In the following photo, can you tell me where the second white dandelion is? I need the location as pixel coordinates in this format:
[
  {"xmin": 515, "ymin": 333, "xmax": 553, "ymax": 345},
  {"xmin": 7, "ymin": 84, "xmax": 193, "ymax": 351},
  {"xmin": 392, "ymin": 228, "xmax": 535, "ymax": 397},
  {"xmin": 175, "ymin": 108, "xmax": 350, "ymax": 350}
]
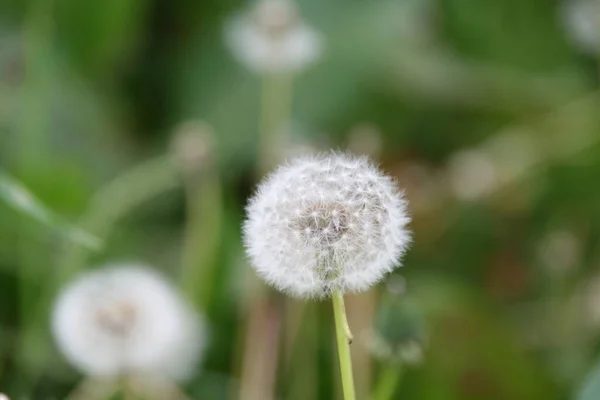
[{"xmin": 51, "ymin": 263, "xmax": 204, "ymax": 381}]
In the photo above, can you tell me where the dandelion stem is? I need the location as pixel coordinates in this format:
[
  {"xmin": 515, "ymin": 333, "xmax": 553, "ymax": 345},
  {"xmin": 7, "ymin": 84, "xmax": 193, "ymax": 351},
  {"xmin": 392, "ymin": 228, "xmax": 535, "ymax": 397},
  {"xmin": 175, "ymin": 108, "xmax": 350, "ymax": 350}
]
[
  {"xmin": 332, "ymin": 291, "xmax": 356, "ymax": 400},
  {"xmin": 258, "ymin": 72, "xmax": 293, "ymax": 174},
  {"xmin": 372, "ymin": 363, "xmax": 403, "ymax": 400},
  {"xmin": 122, "ymin": 379, "xmax": 138, "ymax": 400},
  {"xmin": 64, "ymin": 378, "xmax": 117, "ymax": 400},
  {"xmin": 180, "ymin": 166, "xmax": 222, "ymax": 309}
]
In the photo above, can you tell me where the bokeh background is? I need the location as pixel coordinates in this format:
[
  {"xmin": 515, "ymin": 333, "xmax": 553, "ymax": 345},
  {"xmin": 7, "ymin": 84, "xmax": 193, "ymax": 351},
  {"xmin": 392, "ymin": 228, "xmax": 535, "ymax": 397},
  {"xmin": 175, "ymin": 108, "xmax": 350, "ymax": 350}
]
[{"xmin": 2, "ymin": 0, "xmax": 600, "ymax": 399}]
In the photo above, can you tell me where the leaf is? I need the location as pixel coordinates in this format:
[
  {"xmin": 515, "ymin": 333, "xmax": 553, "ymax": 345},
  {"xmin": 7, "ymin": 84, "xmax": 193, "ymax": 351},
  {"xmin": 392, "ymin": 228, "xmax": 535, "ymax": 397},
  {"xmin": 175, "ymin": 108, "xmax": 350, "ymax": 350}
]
[{"xmin": 0, "ymin": 170, "xmax": 101, "ymax": 250}]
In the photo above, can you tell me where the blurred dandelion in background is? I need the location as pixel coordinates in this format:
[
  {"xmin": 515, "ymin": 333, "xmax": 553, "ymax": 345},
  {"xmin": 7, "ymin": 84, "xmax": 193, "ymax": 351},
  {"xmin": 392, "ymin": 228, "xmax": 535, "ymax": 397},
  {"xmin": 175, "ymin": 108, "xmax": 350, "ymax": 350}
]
[
  {"xmin": 447, "ymin": 149, "xmax": 497, "ymax": 202},
  {"xmin": 225, "ymin": 0, "xmax": 322, "ymax": 74},
  {"xmin": 171, "ymin": 120, "xmax": 215, "ymax": 174},
  {"xmin": 560, "ymin": 0, "xmax": 600, "ymax": 54},
  {"xmin": 51, "ymin": 263, "xmax": 205, "ymax": 394},
  {"xmin": 537, "ymin": 230, "xmax": 581, "ymax": 276}
]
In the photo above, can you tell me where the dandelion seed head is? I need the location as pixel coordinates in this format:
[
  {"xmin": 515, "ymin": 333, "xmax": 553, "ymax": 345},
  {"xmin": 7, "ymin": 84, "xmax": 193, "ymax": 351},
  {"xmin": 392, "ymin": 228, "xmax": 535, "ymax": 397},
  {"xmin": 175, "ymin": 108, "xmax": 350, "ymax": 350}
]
[
  {"xmin": 448, "ymin": 149, "xmax": 497, "ymax": 201},
  {"xmin": 226, "ymin": 0, "xmax": 322, "ymax": 73},
  {"xmin": 51, "ymin": 264, "xmax": 204, "ymax": 381},
  {"xmin": 171, "ymin": 120, "xmax": 214, "ymax": 172},
  {"xmin": 253, "ymin": 0, "xmax": 299, "ymax": 36},
  {"xmin": 243, "ymin": 153, "xmax": 411, "ymax": 298},
  {"xmin": 561, "ymin": 0, "xmax": 600, "ymax": 54}
]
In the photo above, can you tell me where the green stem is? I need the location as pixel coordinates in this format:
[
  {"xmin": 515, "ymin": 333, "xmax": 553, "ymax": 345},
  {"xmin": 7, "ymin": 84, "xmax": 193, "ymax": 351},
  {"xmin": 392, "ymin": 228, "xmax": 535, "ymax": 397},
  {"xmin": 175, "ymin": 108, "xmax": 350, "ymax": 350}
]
[
  {"xmin": 121, "ymin": 376, "xmax": 145, "ymax": 400},
  {"xmin": 258, "ymin": 73, "xmax": 293, "ymax": 174},
  {"xmin": 123, "ymin": 383, "xmax": 137, "ymax": 400},
  {"xmin": 180, "ymin": 167, "xmax": 222, "ymax": 309},
  {"xmin": 64, "ymin": 378, "xmax": 118, "ymax": 400},
  {"xmin": 332, "ymin": 291, "xmax": 356, "ymax": 400},
  {"xmin": 372, "ymin": 363, "xmax": 403, "ymax": 400}
]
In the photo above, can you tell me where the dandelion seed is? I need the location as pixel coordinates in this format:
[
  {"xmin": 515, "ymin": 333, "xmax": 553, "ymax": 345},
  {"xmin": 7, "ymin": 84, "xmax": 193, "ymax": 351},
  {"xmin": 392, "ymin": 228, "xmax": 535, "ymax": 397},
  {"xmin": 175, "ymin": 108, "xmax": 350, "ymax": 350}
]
[
  {"xmin": 51, "ymin": 263, "xmax": 205, "ymax": 381},
  {"xmin": 225, "ymin": 0, "xmax": 322, "ymax": 73},
  {"xmin": 243, "ymin": 152, "xmax": 411, "ymax": 298}
]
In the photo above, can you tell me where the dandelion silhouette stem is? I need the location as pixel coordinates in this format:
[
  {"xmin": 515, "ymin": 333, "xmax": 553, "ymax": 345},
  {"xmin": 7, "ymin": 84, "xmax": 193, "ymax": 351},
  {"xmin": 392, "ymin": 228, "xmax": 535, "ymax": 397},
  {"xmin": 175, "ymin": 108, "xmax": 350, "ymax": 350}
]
[
  {"xmin": 372, "ymin": 363, "xmax": 403, "ymax": 400},
  {"xmin": 333, "ymin": 291, "xmax": 356, "ymax": 400}
]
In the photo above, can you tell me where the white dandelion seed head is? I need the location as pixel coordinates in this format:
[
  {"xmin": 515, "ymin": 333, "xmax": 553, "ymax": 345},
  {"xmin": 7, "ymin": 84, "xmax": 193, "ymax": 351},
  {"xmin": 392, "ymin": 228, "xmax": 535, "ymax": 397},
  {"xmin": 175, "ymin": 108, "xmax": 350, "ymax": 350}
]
[
  {"xmin": 171, "ymin": 120, "xmax": 214, "ymax": 172},
  {"xmin": 448, "ymin": 149, "xmax": 497, "ymax": 201},
  {"xmin": 225, "ymin": 0, "xmax": 322, "ymax": 73},
  {"xmin": 51, "ymin": 263, "xmax": 205, "ymax": 381},
  {"xmin": 243, "ymin": 152, "xmax": 411, "ymax": 299},
  {"xmin": 560, "ymin": 0, "xmax": 600, "ymax": 54},
  {"xmin": 537, "ymin": 230, "xmax": 580, "ymax": 275}
]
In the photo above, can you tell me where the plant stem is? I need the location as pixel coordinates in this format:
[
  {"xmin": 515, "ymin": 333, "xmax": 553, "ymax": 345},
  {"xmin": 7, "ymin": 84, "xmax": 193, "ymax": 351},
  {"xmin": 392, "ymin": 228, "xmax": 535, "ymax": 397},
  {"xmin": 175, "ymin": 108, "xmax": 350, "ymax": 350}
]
[
  {"xmin": 258, "ymin": 73, "xmax": 293, "ymax": 174},
  {"xmin": 122, "ymin": 377, "xmax": 139, "ymax": 400},
  {"xmin": 332, "ymin": 291, "xmax": 356, "ymax": 400},
  {"xmin": 180, "ymin": 165, "xmax": 222, "ymax": 310},
  {"xmin": 372, "ymin": 363, "xmax": 403, "ymax": 400},
  {"xmin": 64, "ymin": 378, "xmax": 117, "ymax": 400}
]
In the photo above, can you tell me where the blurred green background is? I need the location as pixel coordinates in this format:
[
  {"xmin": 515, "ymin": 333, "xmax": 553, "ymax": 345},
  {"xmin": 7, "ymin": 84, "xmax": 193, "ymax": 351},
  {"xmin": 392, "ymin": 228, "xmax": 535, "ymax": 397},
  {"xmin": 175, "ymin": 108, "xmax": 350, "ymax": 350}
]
[{"xmin": 2, "ymin": 0, "xmax": 600, "ymax": 399}]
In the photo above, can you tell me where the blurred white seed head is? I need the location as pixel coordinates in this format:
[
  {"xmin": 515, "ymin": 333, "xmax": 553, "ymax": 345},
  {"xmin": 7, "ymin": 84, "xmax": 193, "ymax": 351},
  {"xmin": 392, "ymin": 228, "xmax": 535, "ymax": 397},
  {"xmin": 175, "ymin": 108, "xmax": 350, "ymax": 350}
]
[
  {"xmin": 448, "ymin": 149, "xmax": 497, "ymax": 201},
  {"xmin": 484, "ymin": 130, "xmax": 540, "ymax": 184},
  {"xmin": 52, "ymin": 264, "xmax": 204, "ymax": 381},
  {"xmin": 385, "ymin": 275, "xmax": 407, "ymax": 296},
  {"xmin": 560, "ymin": 0, "xmax": 600, "ymax": 54},
  {"xmin": 171, "ymin": 120, "xmax": 214, "ymax": 173},
  {"xmin": 243, "ymin": 152, "xmax": 411, "ymax": 298},
  {"xmin": 225, "ymin": 0, "xmax": 322, "ymax": 73},
  {"xmin": 537, "ymin": 230, "xmax": 581, "ymax": 276},
  {"xmin": 0, "ymin": 394, "xmax": 9, "ymax": 400},
  {"xmin": 363, "ymin": 331, "xmax": 425, "ymax": 366}
]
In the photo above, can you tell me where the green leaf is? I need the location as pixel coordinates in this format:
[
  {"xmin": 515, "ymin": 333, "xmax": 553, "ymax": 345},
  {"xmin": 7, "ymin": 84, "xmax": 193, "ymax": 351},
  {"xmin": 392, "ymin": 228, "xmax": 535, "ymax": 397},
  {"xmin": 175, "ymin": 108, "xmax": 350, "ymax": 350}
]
[{"xmin": 0, "ymin": 170, "xmax": 101, "ymax": 250}]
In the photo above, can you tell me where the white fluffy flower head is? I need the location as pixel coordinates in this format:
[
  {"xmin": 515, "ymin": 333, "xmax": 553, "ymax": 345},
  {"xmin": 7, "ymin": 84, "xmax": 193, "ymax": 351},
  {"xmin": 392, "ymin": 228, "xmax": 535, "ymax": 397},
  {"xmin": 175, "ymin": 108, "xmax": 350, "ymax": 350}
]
[
  {"xmin": 244, "ymin": 153, "xmax": 411, "ymax": 298},
  {"xmin": 561, "ymin": 0, "xmax": 600, "ymax": 54},
  {"xmin": 226, "ymin": 0, "xmax": 322, "ymax": 73},
  {"xmin": 52, "ymin": 263, "xmax": 204, "ymax": 380}
]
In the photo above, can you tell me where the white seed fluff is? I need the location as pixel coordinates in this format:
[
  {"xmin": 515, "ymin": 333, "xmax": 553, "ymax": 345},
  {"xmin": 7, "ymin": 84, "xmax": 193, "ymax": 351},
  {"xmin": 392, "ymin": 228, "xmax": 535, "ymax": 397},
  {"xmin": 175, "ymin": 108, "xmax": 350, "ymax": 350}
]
[
  {"xmin": 51, "ymin": 264, "xmax": 204, "ymax": 381},
  {"xmin": 560, "ymin": 0, "xmax": 600, "ymax": 54},
  {"xmin": 225, "ymin": 0, "xmax": 322, "ymax": 73},
  {"xmin": 243, "ymin": 153, "xmax": 411, "ymax": 298}
]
